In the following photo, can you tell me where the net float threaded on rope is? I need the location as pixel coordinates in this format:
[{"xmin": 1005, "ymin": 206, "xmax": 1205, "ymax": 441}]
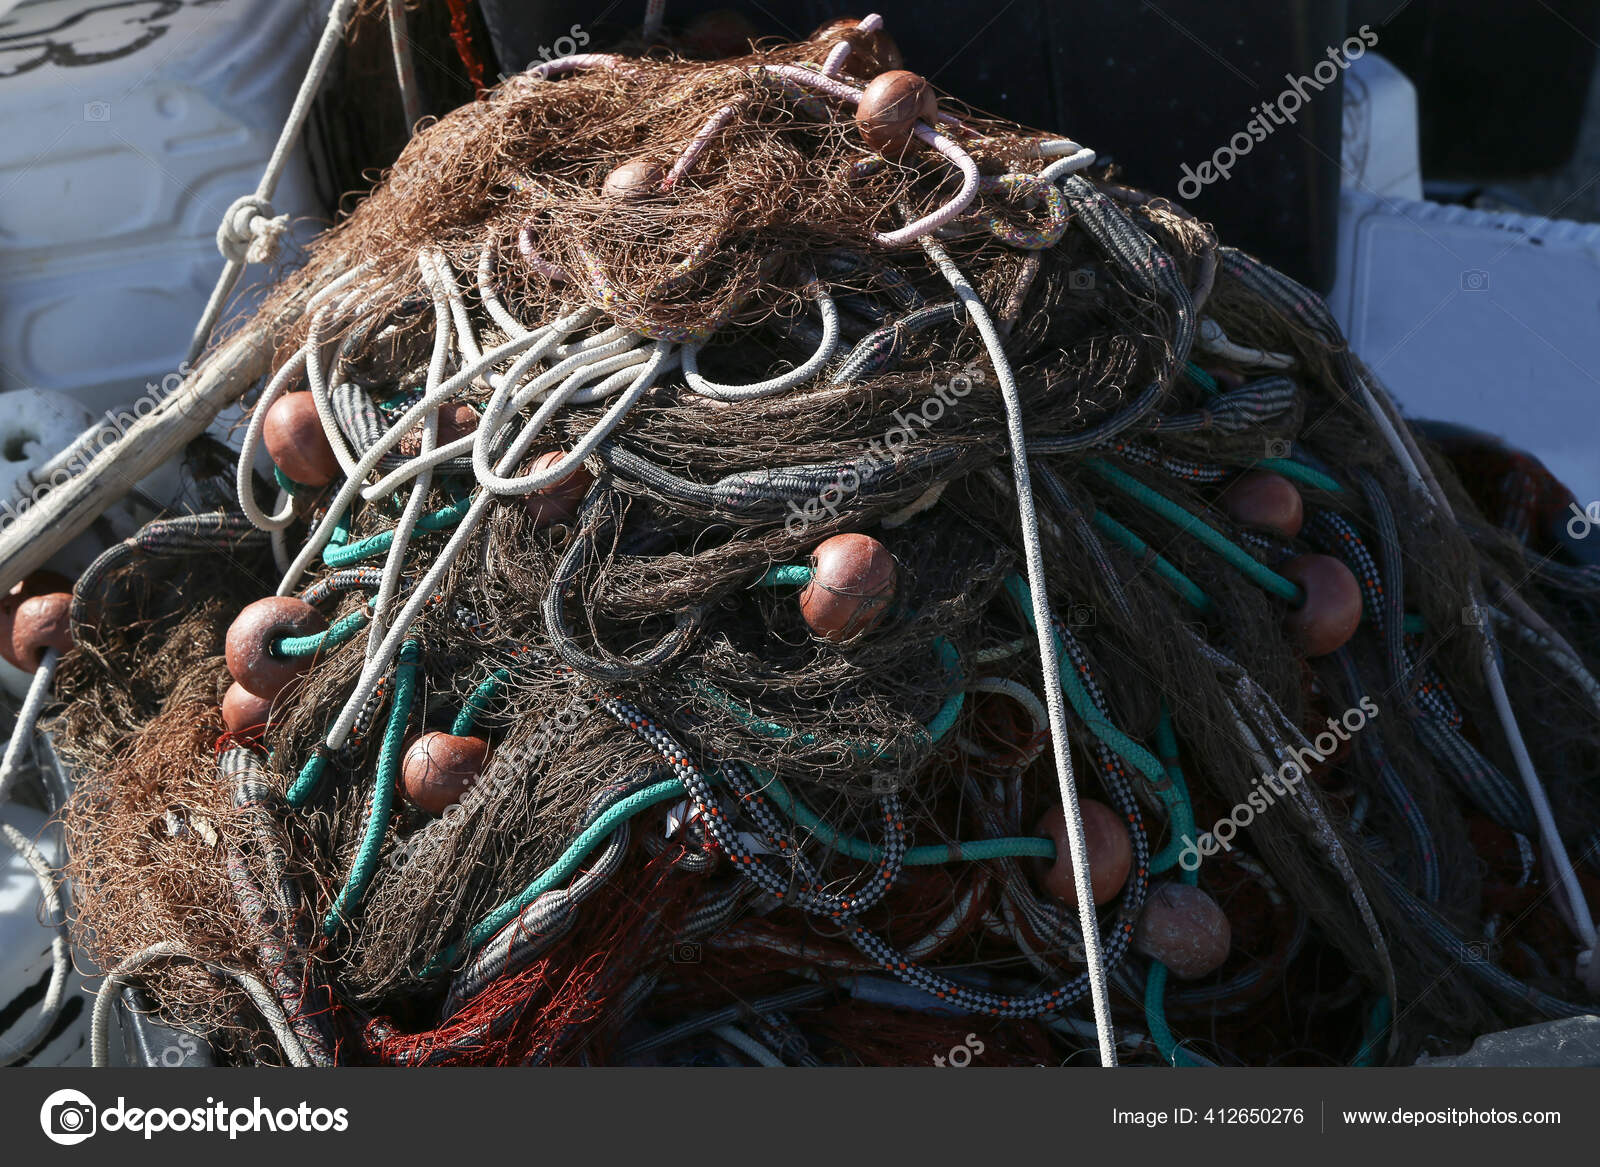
[
  {"xmin": 854, "ymin": 70, "xmax": 937, "ymax": 156},
  {"xmin": 520, "ymin": 451, "xmax": 595, "ymax": 527},
  {"xmin": 798, "ymin": 533, "xmax": 897, "ymax": 642},
  {"xmin": 222, "ymin": 682, "xmax": 277, "ymax": 737},
  {"xmin": 10, "ymin": 592, "xmax": 71, "ymax": 670},
  {"xmin": 0, "ymin": 571, "xmax": 71, "ymax": 670},
  {"xmin": 1034, "ymin": 799, "xmax": 1133, "ymax": 906},
  {"xmin": 809, "ymin": 17, "xmax": 902, "ymax": 78},
  {"xmin": 225, "ymin": 596, "xmax": 329, "ymax": 700},
  {"xmin": 1133, "ymin": 881, "xmax": 1232, "ymax": 979},
  {"xmin": 1281, "ymin": 554, "xmax": 1363, "ymax": 657},
  {"xmin": 401, "ymin": 731, "xmax": 490, "ymax": 815},
  {"xmin": 1219, "ymin": 471, "xmax": 1304, "ymax": 538},
  {"xmin": 263, "ymin": 391, "xmax": 340, "ymax": 487}
]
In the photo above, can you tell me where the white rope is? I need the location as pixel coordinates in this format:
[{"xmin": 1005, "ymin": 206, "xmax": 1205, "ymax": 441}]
[
  {"xmin": 1039, "ymin": 144, "xmax": 1098, "ymax": 183},
  {"xmin": 0, "ymin": 648, "xmax": 68, "ymax": 1065},
  {"xmin": 1196, "ymin": 317, "xmax": 1294, "ymax": 370},
  {"xmin": 956, "ymin": 676, "xmax": 1048, "ymax": 762},
  {"xmin": 267, "ymin": 322, "xmax": 573, "ymax": 592},
  {"xmin": 681, "ymin": 286, "xmax": 839, "ymax": 401},
  {"xmin": 189, "ymin": 0, "xmax": 361, "ymax": 362},
  {"xmin": 0, "ymin": 822, "xmax": 70, "ymax": 1066},
  {"xmin": 920, "ymin": 235, "xmax": 1118, "ymax": 1067},
  {"xmin": 91, "ymin": 941, "xmax": 312, "ymax": 1068},
  {"xmin": 322, "ymin": 344, "xmax": 671, "ymax": 751}
]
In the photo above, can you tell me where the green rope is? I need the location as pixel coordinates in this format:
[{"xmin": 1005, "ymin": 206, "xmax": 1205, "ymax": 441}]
[
  {"xmin": 272, "ymin": 609, "xmax": 369, "ymax": 659},
  {"xmin": 1184, "ymin": 362, "xmax": 1219, "ymax": 395},
  {"xmin": 1091, "ymin": 510, "xmax": 1214, "ymax": 613},
  {"xmin": 1085, "ymin": 458, "xmax": 1304, "ymax": 604},
  {"xmin": 1002, "ymin": 576, "xmax": 1171, "ymax": 795},
  {"xmin": 694, "ymin": 635, "xmax": 965, "ymax": 755},
  {"xmin": 1352, "ymin": 996, "xmax": 1392, "ymax": 1066},
  {"xmin": 323, "ymin": 493, "xmax": 473, "ymax": 568},
  {"xmin": 324, "ymin": 640, "xmax": 420, "ymax": 935},
  {"xmin": 452, "ymin": 668, "xmax": 512, "ymax": 735},
  {"xmin": 1257, "ymin": 457, "xmax": 1345, "ymax": 494},
  {"xmin": 760, "ymin": 563, "xmax": 814, "ymax": 588},
  {"xmin": 1143, "ymin": 962, "xmax": 1206, "ymax": 1066},
  {"xmin": 286, "ymin": 752, "xmax": 327, "ymax": 808},
  {"xmin": 273, "ymin": 466, "xmax": 309, "ymax": 497},
  {"xmin": 1151, "ymin": 702, "xmax": 1200, "ymax": 877},
  {"xmin": 433, "ymin": 762, "xmax": 1065, "ymax": 973}
]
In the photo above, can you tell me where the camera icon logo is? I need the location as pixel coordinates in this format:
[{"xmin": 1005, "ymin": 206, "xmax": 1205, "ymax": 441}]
[
  {"xmin": 1264, "ymin": 437, "xmax": 1292, "ymax": 460},
  {"xmin": 40, "ymin": 1088, "xmax": 97, "ymax": 1146},
  {"xmin": 83, "ymin": 101, "xmax": 110, "ymax": 122},
  {"xmin": 1068, "ymin": 268, "xmax": 1096, "ymax": 291},
  {"xmin": 1461, "ymin": 269, "xmax": 1490, "ymax": 292},
  {"xmin": 669, "ymin": 941, "xmax": 703, "ymax": 963},
  {"xmin": 1066, "ymin": 602, "xmax": 1096, "ymax": 628}
]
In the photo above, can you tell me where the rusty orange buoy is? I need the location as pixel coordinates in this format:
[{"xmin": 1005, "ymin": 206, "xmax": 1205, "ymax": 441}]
[
  {"xmin": 10, "ymin": 593, "xmax": 71, "ymax": 670},
  {"xmin": 1219, "ymin": 471, "xmax": 1304, "ymax": 538},
  {"xmin": 225, "ymin": 597, "xmax": 328, "ymax": 700},
  {"xmin": 263, "ymin": 392, "xmax": 339, "ymax": 487},
  {"xmin": 401, "ymin": 731, "xmax": 490, "ymax": 814},
  {"xmin": 798, "ymin": 533, "xmax": 897, "ymax": 642},
  {"xmin": 1280, "ymin": 554, "xmax": 1363, "ymax": 657},
  {"xmin": 0, "ymin": 571, "xmax": 71, "ymax": 670},
  {"xmin": 1133, "ymin": 882, "xmax": 1232, "ymax": 979},
  {"xmin": 222, "ymin": 682, "xmax": 277, "ymax": 737},
  {"xmin": 398, "ymin": 402, "xmax": 479, "ymax": 457},
  {"xmin": 854, "ymin": 70, "xmax": 937, "ymax": 156},
  {"xmin": 1033, "ymin": 799, "xmax": 1132, "ymax": 906},
  {"xmin": 521, "ymin": 451, "xmax": 594, "ymax": 527}
]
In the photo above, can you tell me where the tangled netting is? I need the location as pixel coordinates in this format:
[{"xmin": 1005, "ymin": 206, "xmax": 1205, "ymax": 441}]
[{"xmin": 49, "ymin": 17, "xmax": 1600, "ymax": 1067}]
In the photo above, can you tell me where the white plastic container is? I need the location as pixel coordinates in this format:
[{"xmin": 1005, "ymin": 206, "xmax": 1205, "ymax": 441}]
[{"xmin": 0, "ymin": 0, "xmax": 325, "ymax": 422}]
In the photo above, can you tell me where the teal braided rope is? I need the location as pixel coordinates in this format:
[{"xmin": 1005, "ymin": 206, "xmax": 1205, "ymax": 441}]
[
  {"xmin": 272, "ymin": 609, "xmax": 369, "ymax": 659},
  {"xmin": 1144, "ymin": 704, "xmax": 1211, "ymax": 1064},
  {"xmin": 322, "ymin": 493, "xmax": 473, "ymax": 568},
  {"xmin": 1143, "ymin": 962, "xmax": 1206, "ymax": 1066},
  {"xmin": 323, "ymin": 640, "xmax": 420, "ymax": 935},
  {"xmin": 758, "ymin": 769, "xmax": 1053, "ymax": 864},
  {"xmin": 695, "ymin": 635, "xmax": 965, "ymax": 754},
  {"xmin": 431, "ymin": 764, "xmax": 1065, "ymax": 973},
  {"xmin": 1085, "ymin": 458, "xmax": 1304, "ymax": 604},
  {"xmin": 423, "ymin": 775, "xmax": 690, "ymax": 974},
  {"xmin": 1352, "ymin": 995, "xmax": 1392, "ymax": 1066},
  {"xmin": 760, "ymin": 563, "xmax": 814, "ymax": 588},
  {"xmin": 1091, "ymin": 510, "xmax": 1214, "ymax": 613},
  {"xmin": 1257, "ymin": 457, "xmax": 1345, "ymax": 494},
  {"xmin": 1003, "ymin": 576, "xmax": 1171, "ymax": 793},
  {"xmin": 273, "ymin": 466, "xmax": 309, "ymax": 497},
  {"xmin": 1151, "ymin": 702, "xmax": 1200, "ymax": 877},
  {"xmin": 287, "ymin": 752, "xmax": 326, "ymax": 808},
  {"xmin": 452, "ymin": 668, "xmax": 512, "ymax": 735},
  {"xmin": 1184, "ymin": 362, "xmax": 1219, "ymax": 395}
]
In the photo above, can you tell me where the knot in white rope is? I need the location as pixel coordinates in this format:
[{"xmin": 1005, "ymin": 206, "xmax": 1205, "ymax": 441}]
[{"xmin": 217, "ymin": 194, "xmax": 290, "ymax": 265}]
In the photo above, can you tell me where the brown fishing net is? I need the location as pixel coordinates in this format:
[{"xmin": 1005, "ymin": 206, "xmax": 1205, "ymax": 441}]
[{"xmin": 44, "ymin": 14, "xmax": 1600, "ymax": 1067}]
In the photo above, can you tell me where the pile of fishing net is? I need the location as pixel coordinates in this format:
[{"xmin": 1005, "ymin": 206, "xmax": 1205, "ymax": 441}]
[{"xmin": 42, "ymin": 15, "xmax": 1600, "ymax": 1066}]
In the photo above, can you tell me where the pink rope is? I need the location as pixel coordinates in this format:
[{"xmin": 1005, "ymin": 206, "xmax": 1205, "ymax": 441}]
[
  {"xmin": 526, "ymin": 53, "xmax": 625, "ymax": 81},
  {"xmin": 821, "ymin": 12, "xmax": 884, "ymax": 77}
]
